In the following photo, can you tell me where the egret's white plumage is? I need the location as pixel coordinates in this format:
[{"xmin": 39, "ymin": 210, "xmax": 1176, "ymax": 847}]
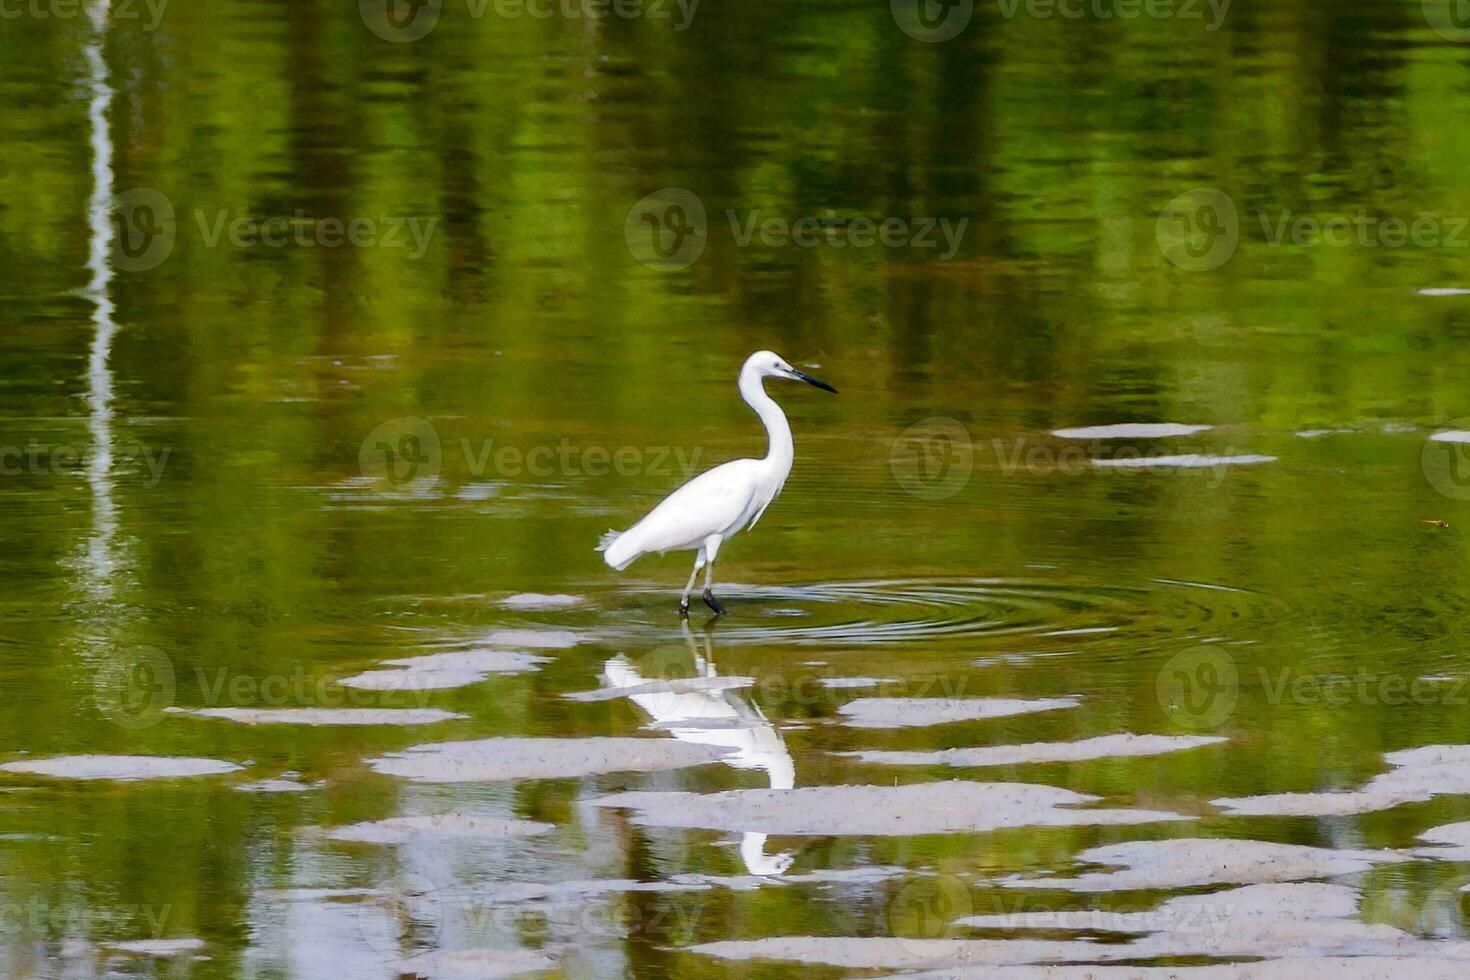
[{"xmin": 598, "ymin": 350, "xmax": 836, "ymax": 615}]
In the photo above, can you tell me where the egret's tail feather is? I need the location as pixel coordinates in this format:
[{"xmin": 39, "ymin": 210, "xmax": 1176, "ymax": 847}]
[{"xmin": 597, "ymin": 529, "xmax": 639, "ymax": 570}]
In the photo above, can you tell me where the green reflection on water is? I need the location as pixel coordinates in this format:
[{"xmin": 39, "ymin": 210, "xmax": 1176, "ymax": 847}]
[{"xmin": 5, "ymin": 0, "xmax": 1470, "ymax": 974}]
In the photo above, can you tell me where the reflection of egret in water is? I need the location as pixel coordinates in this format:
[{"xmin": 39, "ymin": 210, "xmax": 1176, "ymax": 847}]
[
  {"xmin": 80, "ymin": 0, "xmax": 120, "ymax": 592},
  {"xmin": 601, "ymin": 626, "xmax": 796, "ymax": 876}
]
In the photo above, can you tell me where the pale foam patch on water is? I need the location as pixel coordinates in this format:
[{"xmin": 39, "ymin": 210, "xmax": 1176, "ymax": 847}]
[
  {"xmin": 1420, "ymin": 288, "xmax": 1470, "ymax": 296},
  {"xmin": 324, "ymin": 474, "xmax": 445, "ymax": 504},
  {"xmin": 501, "ymin": 593, "xmax": 583, "ymax": 609},
  {"xmin": 393, "ymin": 949, "xmax": 557, "ymax": 978},
  {"xmin": 237, "ymin": 777, "xmax": 318, "ymax": 793},
  {"xmin": 1411, "ymin": 821, "xmax": 1470, "ymax": 862},
  {"xmin": 817, "ymin": 676, "xmax": 896, "ymax": 689},
  {"xmin": 338, "ymin": 650, "xmax": 550, "ymax": 691},
  {"xmin": 480, "ymin": 628, "xmax": 581, "ymax": 649},
  {"xmin": 1211, "ymin": 789, "xmax": 1425, "ymax": 817},
  {"xmin": 436, "ymin": 878, "xmax": 710, "ymax": 904},
  {"xmin": 954, "ymin": 883, "xmax": 1470, "ymax": 974},
  {"xmin": 1052, "ymin": 424, "xmax": 1213, "ymax": 439},
  {"xmin": 1212, "ymin": 744, "xmax": 1470, "ymax": 817},
  {"xmin": 592, "ymin": 781, "xmax": 1192, "ymax": 835},
  {"xmin": 165, "ymin": 707, "xmax": 464, "ymax": 726},
  {"xmin": 1296, "ymin": 428, "xmax": 1356, "ymax": 438},
  {"xmin": 693, "ymin": 882, "xmax": 1470, "ymax": 971},
  {"xmin": 236, "ymin": 771, "xmax": 317, "ymax": 793},
  {"xmin": 325, "ymin": 814, "xmax": 554, "ymax": 844},
  {"xmin": 0, "ymin": 755, "xmax": 243, "ymax": 781},
  {"xmin": 1000, "ymin": 838, "xmax": 1409, "ymax": 892},
  {"xmin": 1092, "ymin": 454, "xmax": 1276, "ymax": 469},
  {"xmin": 886, "ymin": 962, "xmax": 1470, "ymax": 980},
  {"xmin": 105, "ymin": 938, "xmax": 206, "ymax": 957},
  {"xmin": 688, "ymin": 936, "xmax": 1104, "ymax": 969},
  {"xmin": 367, "ymin": 736, "xmax": 733, "ymax": 782},
  {"xmin": 959, "ymin": 882, "xmax": 1360, "ymax": 933},
  {"xmin": 1428, "ymin": 431, "xmax": 1470, "ymax": 444},
  {"xmin": 838, "ymin": 697, "xmax": 1081, "ymax": 729},
  {"xmin": 455, "ymin": 482, "xmax": 503, "ymax": 501},
  {"xmin": 840, "ymin": 734, "xmax": 1226, "ymax": 767}
]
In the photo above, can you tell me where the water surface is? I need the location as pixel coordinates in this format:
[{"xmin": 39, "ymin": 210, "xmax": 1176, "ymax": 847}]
[{"xmin": 7, "ymin": 0, "xmax": 1470, "ymax": 975}]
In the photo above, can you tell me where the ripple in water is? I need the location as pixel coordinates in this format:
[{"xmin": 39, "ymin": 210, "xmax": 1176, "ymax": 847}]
[{"xmin": 559, "ymin": 576, "xmax": 1285, "ymax": 648}]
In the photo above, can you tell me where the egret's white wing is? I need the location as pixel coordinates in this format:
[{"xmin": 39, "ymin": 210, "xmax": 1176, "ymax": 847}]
[
  {"xmin": 743, "ymin": 470, "xmax": 787, "ymax": 532},
  {"xmin": 617, "ymin": 459, "xmax": 762, "ymax": 557}
]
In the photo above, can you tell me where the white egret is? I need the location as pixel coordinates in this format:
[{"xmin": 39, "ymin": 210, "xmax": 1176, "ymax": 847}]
[{"xmin": 597, "ymin": 350, "xmax": 837, "ymax": 616}]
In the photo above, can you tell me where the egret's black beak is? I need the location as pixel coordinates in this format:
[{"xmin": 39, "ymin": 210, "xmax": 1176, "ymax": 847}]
[{"xmin": 791, "ymin": 368, "xmax": 837, "ymax": 394}]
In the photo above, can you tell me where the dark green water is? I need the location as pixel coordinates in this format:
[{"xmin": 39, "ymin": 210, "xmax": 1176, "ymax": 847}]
[{"xmin": 8, "ymin": 0, "xmax": 1470, "ymax": 976}]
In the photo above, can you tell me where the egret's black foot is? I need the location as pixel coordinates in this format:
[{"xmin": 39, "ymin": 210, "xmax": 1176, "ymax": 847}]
[
  {"xmin": 702, "ymin": 588, "xmax": 727, "ymax": 615},
  {"xmin": 678, "ymin": 597, "xmax": 690, "ymax": 618}
]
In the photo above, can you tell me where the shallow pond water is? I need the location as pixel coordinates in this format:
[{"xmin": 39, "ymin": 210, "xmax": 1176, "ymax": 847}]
[{"xmin": 9, "ymin": 0, "xmax": 1470, "ymax": 976}]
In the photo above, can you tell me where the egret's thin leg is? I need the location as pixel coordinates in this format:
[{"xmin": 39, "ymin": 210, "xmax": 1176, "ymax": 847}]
[
  {"xmin": 679, "ymin": 555, "xmax": 704, "ymax": 617},
  {"xmin": 701, "ymin": 535, "xmax": 727, "ymax": 615}
]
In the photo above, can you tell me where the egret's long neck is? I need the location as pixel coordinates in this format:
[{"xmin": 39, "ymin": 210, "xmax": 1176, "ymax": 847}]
[{"xmin": 739, "ymin": 368, "xmax": 793, "ymax": 472}]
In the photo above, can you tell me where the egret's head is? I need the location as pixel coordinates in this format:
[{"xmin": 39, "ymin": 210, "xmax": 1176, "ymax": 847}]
[{"xmin": 745, "ymin": 350, "xmax": 838, "ymax": 393}]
